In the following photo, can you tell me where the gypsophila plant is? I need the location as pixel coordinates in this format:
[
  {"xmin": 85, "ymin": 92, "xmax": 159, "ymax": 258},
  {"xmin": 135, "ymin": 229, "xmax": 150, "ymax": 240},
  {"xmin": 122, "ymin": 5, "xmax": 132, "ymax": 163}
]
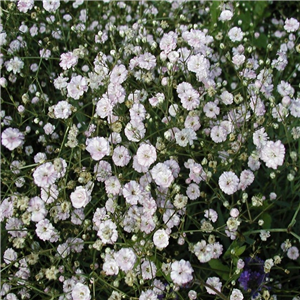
[{"xmin": 1, "ymin": 1, "xmax": 300, "ymax": 299}]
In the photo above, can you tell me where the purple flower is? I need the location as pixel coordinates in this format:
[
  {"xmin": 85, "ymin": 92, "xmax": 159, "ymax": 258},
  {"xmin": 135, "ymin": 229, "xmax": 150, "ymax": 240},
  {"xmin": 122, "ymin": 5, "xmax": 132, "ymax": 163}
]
[{"xmin": 238, "ymin": 257, "xmax": 268, "ymax": 297}]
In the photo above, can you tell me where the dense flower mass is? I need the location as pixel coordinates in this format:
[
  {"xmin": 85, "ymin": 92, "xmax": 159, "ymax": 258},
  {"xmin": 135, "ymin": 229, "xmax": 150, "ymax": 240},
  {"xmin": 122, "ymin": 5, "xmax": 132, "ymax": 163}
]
[{"xmin": 1, "ymin": 1, "xmax": 300, "ymax": 300}]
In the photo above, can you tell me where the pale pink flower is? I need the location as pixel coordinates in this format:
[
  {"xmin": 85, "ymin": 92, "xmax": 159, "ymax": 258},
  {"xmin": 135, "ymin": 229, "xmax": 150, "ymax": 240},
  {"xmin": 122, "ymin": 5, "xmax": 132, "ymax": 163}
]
[
  {"xmin": 205, "ymin": 277, "xmax": 222, "ymax": 295},
  {"xmin": 5, "ymin": 57, "xmax": 24, "ymax": 74},
  {"xmin": 219, "ymin": 171, "xmax": 239, "ymax": 195},
  {"xmin": 3, "ymin": 248, "xmax": 18, "ymax": 264},
  {"xmin": 149, "ymin": 93, "xmax": 165, "ymax": 107},
  {"xmin": 137, "ymin": 52, "xmax": 156, "ymax": 70},
  {"xmin": 203, "ymin": 102, "xmax": 220, "ymax": 118},
  {"xmin": 5, "ymin": 217, "xmax": 27, "ymax": 238},
  {"xmin": 139, "ymin": 290, "xmax": 158, "ymax": 300},
  {"xmin": 132, "ymin": 155, "xmax": 149, "ymax": 173},
  {"xmin": 70, "ymin": 186, "xmax": 91, "ymax": 208},
  {"xmin": 230, "ymin": 288, "xmax": 244, "ymax": 300},
  {"xmin": 220, "ymin": 91, "xmax": 233, "ymax": 105},
  {"xmin": 230, "ymin": 208, "xmax": 240, "ymax": 218},
  {"xmin": 107, "ymin": 83, "xmax": 126, "ymax": 104},
  {"xmin": 290, "ymin": 98, "xmax": 300, "ymax": 118},
  {"xmin": 182, "ymin": 29, "xmax": 207, "ymax": 49},
  {"xmin": 67, "ymin": 75, "xmax": 88, "ymax": 100},
  {"xmin": 0, "ymin": 77, "xmax": 7, "ymax": 87},
  {"xmin": 54, "ymin": 74, "xmax": 68, "ymax": 90},
  {"xmin": 130, "ymin": 103, "xmax": 146, "ymax": 121},
  {"xmin": 277, "ymin": 80, "xmax": 294, "ymax": 97},
  {"xmin": 110, "ymin": 64, "xmax": 128, "ymax": 84},
  {"xmin": 122, "ymin": 180, "xmax": 142, "ymax": 205},
  {"xmin": 94, "ymin": 161, "xmax": 112, "ymax": 182},
  {"xmin": 86, "ymin": 137, "xmax": 110, "ymax": 161},
  {"xmin": 248, "ymin": 152, "xmax": 261, "ymax": 171},
  {"xmin": 97, "ymin": 219, "xmax": 118, "ymax": 244},
  {"xmin": 114, "ymin": 247, "xmax": 136, "ymax": 272},
  {"xmin": 124, "ymin": 119, "xmax": 146, "ymax": 142},
  {"xmin": 260, "ymin": 140, "xmax": 285, "ymax": 169},
  {"xmin": 179, "ymin": 88, "xmax": 200, "ymax": 111},
  {"xmin": 103, "ymin": 252, "xmax": 119, "ymax": 275},
  {"xmin": 141, "ymin": 260, "xmax": 157, "ymax": 280},
  {"xmin": 28, "ymin": 196, "xmax": 47, "ymax": 222},
  {"xmin": 160, "ymin": 31, "xmax": 178, "ymax": 54},
  {"xmin": 17, "ymin": 0, "xmax": 34, "ymax": 13},
  {"xmin": 170, "ymin": 259, "xmax": 194, "ymax": 286},
  {"xmin": 287, "ymin": 246, "xmax": 299, "ymax": 260},
  {"xmin": 184, "ymin": 115, "xmax": 201, "ymax": 131},
  {"xmin": 204, "ymin": 209, "xmax": 218, "ymax": 223},
  {"xmin": 228, "ymin": 27, "xmax": 244, "ymax": 42},
  {"xmin": 186, "ymin": 183, "xmax": 200, "ymax": 200},
  {"xmin": 284, "ymin": 18, "xmax": 299, "ymax": 32},
  {"xmin": 177, "ymin": 81, "xmax": 193, "ymax": 95},
  {"xmin": 1, "ymin": 127, "xmax": 25, "ymax": 151},
  {"xmin": 42, "ymin": 0, "xmax": 60, "ymax": 13},
  {"xmin": 72, "ymin": 283, "xmax": 91, "ymax": 300},
  {"xmin": 238, "ymin": 169, "xmax": 254, "ymax": 191},
  {"xmin": 187, "ymin": 54, "xmax": 209, "ymax": 76},
  {"xmin": 151, "ymin": 163, "xmax": 174, "ymax": 188},
  {"xmin": 33, "ymin": 162, "xmax": 58, "ymax": 188},
  {"xmin": 0, "ymin": 198, "xmax": 14, "ymax": 221},
  {"xmin": 232, "ymin": 54, "xmax": 245, "ymax": 67},
  {"xmin": 43, "ymin": 123, "xmax": 55, "ymax": 135},
  {"xmin": 136, "ymin": 143, "xmax": 157, "ymax": 168},
  {"xmin": 105, "ymin": 176, "xmax": 121, "ymax": 196},
  {"xmin": 35, "ymin": 219, "xmax": 58, "ymax": 241},
  {"xmin": 210, "ymin": 125, "xmax": 227, "ymax": 143},
  {"xmin": 250, "ymin": 97, "xmax": 266, "ymax": 116},
  {"xmin": 112, "ymin": 145, "xmax": 131, "ymax": 167},
  {"xmin": 219, "ymin": 10, "xmax": 233, "ymax": 21},
  {"xmin": 59, "ymin": 51, "xmax": 78, "ymax": 70},
  {"xmin": 153, "ymin": 229, "xmax": 169, "ymax": 249},
  {"xmin": 53, "ymin": 100, "xmax": 73, "ymax": 119},
  {"xmin": 96, "ymin": 95, "xmax": 113, "ymax": 119}
]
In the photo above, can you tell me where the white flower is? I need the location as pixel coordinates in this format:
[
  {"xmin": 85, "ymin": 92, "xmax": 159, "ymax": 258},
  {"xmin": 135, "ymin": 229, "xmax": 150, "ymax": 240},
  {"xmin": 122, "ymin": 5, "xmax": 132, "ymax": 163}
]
[
  {"xmin": 205, "ymin": 277, "xmax": 222, "ymax": 295},
  {"xmin": 153, "ymin": 229, "xmax": 169, "ymax": 249},
  {"xmin": 3, "ymin": 248, "xmax": 18, "ymax": 264},
  {"xmin": 219, "ymin": 171, "xmax": 239, "ymax": 195},
  {"xmin": 5, "ymin": 57, "xmax": 24, "ymax": 74},
  {"xmin": 219, "ymin": 10, "xmax": 233, "ymax": 21},
  {"xmin": 43, "ymin": 0, "xmax": 60, "ymax": 13},
  {"xmin": 151, "ymin": 163, "xmax": 174, "ymax": 188},
  {"xmin": 86, "ymin": 137, "xmax": 110, "ymax": 161},
  {"xmin": 114, "ymin": 248, "xmax": 136, "ymax": 272},
  {"xmin": 97, "ymin": 219, "xmax": 118, "ymax": 244},
  {"xmin": 170, "ymin": 259, "xmax": 194, "ymax": 286},
  {"xmin": 136, "ymin": 143, "xmax": 157, "ymax": 167},
  {"xmin": 1, "ymin": 127, "xmax": 25, "ymax": 151},
  {"xmin": 284, "ymin": 18, "xmax": 300, "ymax": 33},
  {"xmin": 228, "ymin": 27, "xmax": 244, "ymax": 42},
  {"xmin": 53, "ymin": 101, "xmax": 73, "ymax": 119},
  {"xmin": 260, "ymin": 140, "xmax": 285, "ymax": 169},
  {"xmin": 287, "ymin": 246, "xmax": 299, "ymax": 260},
  {"xmin": 72, "ymin": 282, "xmax": 91, "ymax": 300},
  {"xmin": 70, "ymin": 186, "xmax": 91, "ymax": 208},
  {"xmin": 230, "ymin": 288, "xmax": 244, "ymax": 300}
]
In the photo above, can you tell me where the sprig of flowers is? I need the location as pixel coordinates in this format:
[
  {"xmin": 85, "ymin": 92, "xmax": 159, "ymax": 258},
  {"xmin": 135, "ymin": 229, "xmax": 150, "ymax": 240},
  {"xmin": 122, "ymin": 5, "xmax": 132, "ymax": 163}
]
[{"xmin": 1, "ymin": 1, "xmax": 300, "ymax": 300}]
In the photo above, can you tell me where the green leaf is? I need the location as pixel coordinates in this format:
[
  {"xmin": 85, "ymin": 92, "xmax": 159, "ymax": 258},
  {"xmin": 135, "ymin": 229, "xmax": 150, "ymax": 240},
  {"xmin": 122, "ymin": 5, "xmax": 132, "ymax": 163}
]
[
  {"xmin": 208, "ymin": 259, "xmax": 230, "ymax": 281},
  {"xmin": 261, "ymin": 213, "xmax": 272, "ymax": 229},
  {"xmin": 223, "ymin": 240, "xmax": 246, "ymax": 260},
  {"xmin": 254, "ymin": 0, "xmax": 268, "ymax": 18},
  {"xmin": 235, "ymin": 245, "xmax": 246, "ymax": 257},
  {"xmin": 253, "ymin": 33, "xmax": 268, "ymax": 50},
  {"xmin": 210, "ymin": 1, "xmax": 221, "ymax": 26}
]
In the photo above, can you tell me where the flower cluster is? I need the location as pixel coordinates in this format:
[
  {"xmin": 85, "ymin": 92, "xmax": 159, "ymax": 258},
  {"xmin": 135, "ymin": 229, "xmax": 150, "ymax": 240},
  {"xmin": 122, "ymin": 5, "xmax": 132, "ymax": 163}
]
[{"xmin": 1, "ymin": 1, "xmax": 300, "ymax": 300}]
